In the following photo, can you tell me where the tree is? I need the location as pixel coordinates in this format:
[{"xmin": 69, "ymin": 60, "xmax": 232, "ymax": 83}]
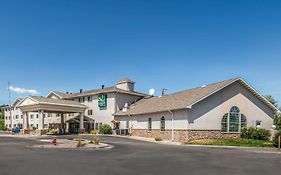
[
  {"xmin": 264, "ymin": 95, "xmax": 278, "ymax": 108},
  {"xmin": 274, "ymin": 112, "xmax": 281, "ymax": 130},
  {"xmin": 0, "ymin": 105, "xmax": 6, "ymax": 130}
]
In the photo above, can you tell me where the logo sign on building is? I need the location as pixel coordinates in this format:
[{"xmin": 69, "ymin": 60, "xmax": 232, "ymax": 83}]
[{"xmin": 98, "ymin": 94, "xmax": 107, "ymax": 109}]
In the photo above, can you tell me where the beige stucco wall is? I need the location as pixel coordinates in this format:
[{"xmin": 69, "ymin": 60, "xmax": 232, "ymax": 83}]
[
  {"xmin": 68, "ymin": 92, "xmax": 142, "ymax": 127},
  {"xmin": 116, "ymin": 81, "xmax": 275, "ymax": 131},
  {"xmin": 116, "ymin": 109, "xmax": 188, "ymax": 130},
  {"xmin": 188, "ymin": 81, "xmax": 274, "ymax": 130},
  {"xmin": 115, "ymin": 93, "xmax": 143, "ymax": 111}
]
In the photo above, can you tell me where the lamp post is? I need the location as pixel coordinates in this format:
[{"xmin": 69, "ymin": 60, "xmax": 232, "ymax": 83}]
[{"xmin": 272, "ymin": 125, "xmax": 280, "ymax": 151}]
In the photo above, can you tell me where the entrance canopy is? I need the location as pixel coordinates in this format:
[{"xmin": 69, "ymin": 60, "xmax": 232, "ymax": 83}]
[
  {"xmin": 17, "ymin": 96, "xmax": 87, "ymax": 113},
  {"xmin": 66, "ymin": 115, "xmax": 94, "ymax": 123},
  {"xmin": 16, "ymin": 96, "xmax": 88, "ymax": 132}
]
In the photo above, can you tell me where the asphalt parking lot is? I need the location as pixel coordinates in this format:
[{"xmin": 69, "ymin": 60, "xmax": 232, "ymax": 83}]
[{"xmin": 0, "ymin": 135, "xmax": 280, "ymax": 175}]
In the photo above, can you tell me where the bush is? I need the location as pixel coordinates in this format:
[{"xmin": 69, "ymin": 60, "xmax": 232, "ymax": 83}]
[
  {"xmin": 272, "ymin": 131, "xmax": 281, "ymax": 148},
  {"xmin": 48, "ymin": 129, "xmax": 58, "ymax": 134},
  {"xmin": 155, "ymin": 136, "xmax": 162, "ymax": 141},
  {"xmin": 0, "ymin": 118, "xmax": 4, "ymax": 130},
  {"xmin": 90, "ymin": 130, "xmax": 98, "ymax": 135},
  {"xmin": 241, "ymin": 127, "xmax": 270, "ymax": 140},
  {"xmin": 77, "ymin": 137, "xmax": 86, "ymax": 148},
  {"xmin": 99, "ymin": 124, "xmax": 112, "ymax": 134}
]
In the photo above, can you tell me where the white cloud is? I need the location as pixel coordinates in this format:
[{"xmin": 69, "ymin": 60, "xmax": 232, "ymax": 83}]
[{"xmin": 8, "ymin": 86, "xmax": 39, "ymax": 95}]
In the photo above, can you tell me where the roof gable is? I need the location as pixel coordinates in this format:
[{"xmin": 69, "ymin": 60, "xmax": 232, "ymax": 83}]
[
  {"xmin": 114, "ymin": 78, "xmax": 279, "ymax": 116},
  {"xmin": 17, "ymin": 97, "xmax": 38, "ymax": 106}
]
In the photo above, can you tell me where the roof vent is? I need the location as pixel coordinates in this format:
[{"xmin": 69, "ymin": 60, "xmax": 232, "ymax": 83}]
[
  {"xmin": 102, "ymin": 85, "xmax": 105, "ymax": 89},
  {"xmin": 80, "ymin": 89, "xmax": 83, "ymax": 93},
  {"xmin": 66, "ymin": 91, "xmax": 69, "ymax": 94}
]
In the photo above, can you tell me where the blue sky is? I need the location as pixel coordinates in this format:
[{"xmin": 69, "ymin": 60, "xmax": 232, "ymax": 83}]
[{"xmin": 0, "ymin": 0, "xmax": 281, "ymax": 106}]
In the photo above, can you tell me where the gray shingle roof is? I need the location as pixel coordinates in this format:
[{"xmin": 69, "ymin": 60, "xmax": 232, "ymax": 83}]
[
  {"xmin": 29, "ymin": 96, "xmax": 86, "ymax": 108},
  {"xmin": 54, "ymin": 86, "xmax": 147, "ymax": 99},
  {"xmin": 114, "ymin": 78, "xmax": 239, "ymax": 116},
  {"xmin": 52, "ymin": 91, "xmax": 73, "ymax": 99}
]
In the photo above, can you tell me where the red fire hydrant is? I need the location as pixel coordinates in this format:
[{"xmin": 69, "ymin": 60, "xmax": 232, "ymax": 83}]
[{"xmin": 52, "ymin": 137, "xmax": 57, "ymax": 146}]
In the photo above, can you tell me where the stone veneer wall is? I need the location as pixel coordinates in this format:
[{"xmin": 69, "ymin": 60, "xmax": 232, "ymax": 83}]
[{"xmin": 131, "ymin": 129, "xmax": 240, "ymax": 142}]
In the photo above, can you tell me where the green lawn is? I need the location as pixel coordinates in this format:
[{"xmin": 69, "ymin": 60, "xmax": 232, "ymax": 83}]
[{"xmin": 185, "ymin": 138, "xmax": 274, "ymax": 148}]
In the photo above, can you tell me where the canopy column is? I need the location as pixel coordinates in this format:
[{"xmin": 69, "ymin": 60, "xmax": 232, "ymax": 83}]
[
  {"xmin": 38, "ymin": 110, "xmax": 44, "ymax": 130},
  {"xmin": 61, "ymin": 114, "xmax": 65, "ymax": 134},
  {"xmin": 23, "ymin": 112, "xmax": 28, "ymax": 129},
  {"xmin": 79, "ymin": 111, "xmax": 85, "ymax": 133}
]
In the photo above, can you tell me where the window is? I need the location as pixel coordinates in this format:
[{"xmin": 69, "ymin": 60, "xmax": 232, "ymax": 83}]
[
  {"xmin": 21, "ymin": 115, "xmax": 23, "ymax": 119},
  {"xmin": 15, "ymin": 115, "xmax": 18, "ymax": 119},
  {"xmin": 241, "ymin": 114, "xmax": 247, "ymax": 128},
  {"xmin": 88, "ymin": 110, "xmax": 93, "ymax": 115},
  {"xmin": 30, "ymin": 114, "xmax": 34, "ymax": 119},
  {"xmin": 256, "ymin": 120, "xmax": 261, "ymax": 127},
  {"xmin": 221, "ymin": 106, "xmax": 247, "ymax": 133},
  {"xmin": 229, "ymin": 108, "xmax": 239, "ymax": 132},
  {"xmin": 148, "ymin": 118, "xmax": 152, "ymax": 131},
  {"xmin": 88, "ymin": 96, "xmax": 93, "ymax": 102},
  {"xmin": 79, "ymin": 97, "xmax": 85, "ymax": 103},
  {"xmin": 160, "ymin": 116, "xmax": 165, "ymax": 131},
  {"xmin": 36, "ymin": 114, "xmax": 39, "ymax": 119},
  {"xmin": 126, "ymin": 121, "xmax": 129, "ymax": 129},
  {"xmin": 221, "ymin": 114, "xmax": 228, "ymax": 132}
]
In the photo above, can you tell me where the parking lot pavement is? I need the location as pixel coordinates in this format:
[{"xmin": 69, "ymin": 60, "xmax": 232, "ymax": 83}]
[{"xmin": 0, "ymin": 135, "xmax": 281, "ymax": 175}]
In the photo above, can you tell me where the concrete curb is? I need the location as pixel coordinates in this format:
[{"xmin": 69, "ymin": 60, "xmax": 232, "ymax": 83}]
[{"xmin": 107, "ymin": 135, "xmax": 281, "ymax": 154}]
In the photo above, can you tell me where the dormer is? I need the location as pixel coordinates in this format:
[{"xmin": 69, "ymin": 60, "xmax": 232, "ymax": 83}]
[{"xmin": 116, "ymin": 78, "xmax": 135, "ymax": 92}]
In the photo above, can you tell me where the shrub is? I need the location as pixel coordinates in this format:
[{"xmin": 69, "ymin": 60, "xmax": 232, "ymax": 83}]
[
  {"xmin": 48, "ymin": 129, "xmax": 58, "ymax": 134},
  {"xmin": 155, "ymin": 136, "xmax": 162, "ymax": 141},
  {"xmin": 99, "ymin": 124, "xmax": 112, "ymax": 134},
  {"xmin": 90, "ymin": 130, "xmax": 98, "ymax": 135},
  {"xmin": 241, "ymin": 127, "xmax": 270, "ymax": 140},
  {"xmin": 272, "ymin": 131, "xmax": 281, "ymax": 148},
  {"xmin": 77, "ymin": 137, "xmax": 86, "ymax": 148}
]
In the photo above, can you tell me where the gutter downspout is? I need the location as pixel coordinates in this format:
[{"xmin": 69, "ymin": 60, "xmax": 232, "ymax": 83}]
[
  {"xmin": 128, "ymin": 114, "xmax": 132, "ymax": 136},
  {"xmin": 168, "ymin": 110, "xmax": 174, "ymax": 142}
]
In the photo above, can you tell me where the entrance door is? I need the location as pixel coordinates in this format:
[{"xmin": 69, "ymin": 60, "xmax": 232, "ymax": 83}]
[{"xmin": 69, "ymin": 123, "xmax": 79, "ymax": 134}]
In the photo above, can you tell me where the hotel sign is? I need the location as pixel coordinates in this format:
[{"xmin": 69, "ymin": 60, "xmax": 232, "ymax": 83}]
[{"xmin": 98, "ymin": 94, "xmax": 107, "ymax": 109}]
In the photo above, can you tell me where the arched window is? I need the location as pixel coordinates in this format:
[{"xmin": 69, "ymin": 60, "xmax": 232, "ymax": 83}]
[
  {"xmin": 160, "ymin": 116, "xmax": 165, "ymax": 131},
  {"xmin": 221, "ymin": 106, "xmax": 247, "ymax": 133},
  {"xmin": 230, "ymin": 106, "xmax": 240, "ymax": 113},
  {"xmin": 221, "ymin": 114, "xmax": 228, "ymax": 132},
  {"xmin": 241, "ymin": 114, "xmax": 247, "ymax": 128},
  {"xmin": 229, "ymin": 106, "xmax": 240, "ymax": 132},
  {"xmin": 148, "ymin": 118, "xmax": 152, "ymax": 131}
]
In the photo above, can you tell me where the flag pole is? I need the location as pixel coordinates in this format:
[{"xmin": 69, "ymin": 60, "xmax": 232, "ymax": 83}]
[{"xmin": 8, "ymin": 81, "xmax": 13, "ymax": 129}]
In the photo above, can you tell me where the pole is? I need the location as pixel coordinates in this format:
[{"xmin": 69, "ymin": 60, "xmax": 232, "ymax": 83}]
[{"xmin": 8, "ymin": 81, "xmax": 13, "ymax": 129}]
